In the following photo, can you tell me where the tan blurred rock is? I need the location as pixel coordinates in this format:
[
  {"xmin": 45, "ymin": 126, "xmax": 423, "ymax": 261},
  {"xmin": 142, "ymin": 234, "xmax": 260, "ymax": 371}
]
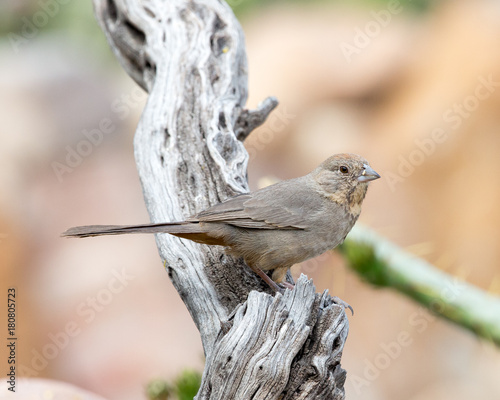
[
  {"xmin": 0, "ymin": 378, "xmax": 109, "ymax": 399},
  {"xmin": 370, "ymin": 0, "xmax": 500, "ymax": 287}
]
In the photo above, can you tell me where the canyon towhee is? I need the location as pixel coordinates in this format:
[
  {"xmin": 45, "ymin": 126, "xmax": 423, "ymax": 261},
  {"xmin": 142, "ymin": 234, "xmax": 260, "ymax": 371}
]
[{"xmin": 62, "ymin": 153, "xmax": 380, "ymax": 293}]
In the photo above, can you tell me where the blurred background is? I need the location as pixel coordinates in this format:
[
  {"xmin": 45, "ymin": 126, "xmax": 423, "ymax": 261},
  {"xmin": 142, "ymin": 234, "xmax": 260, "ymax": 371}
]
[{"xmin": 1, "ymin": 0, "xmax": 500, "ymax": 399}]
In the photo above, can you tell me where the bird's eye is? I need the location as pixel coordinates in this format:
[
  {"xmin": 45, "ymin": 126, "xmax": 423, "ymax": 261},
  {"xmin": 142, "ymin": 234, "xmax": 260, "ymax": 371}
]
[{"xmin": 339, "ymin": 166, "xmax": 349, "ymax": 174}]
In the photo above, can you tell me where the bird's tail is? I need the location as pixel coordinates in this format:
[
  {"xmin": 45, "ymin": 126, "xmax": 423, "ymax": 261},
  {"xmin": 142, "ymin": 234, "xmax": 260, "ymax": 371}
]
[{"xmin": 61, "ymin": 221, "xmax": 202, "ymax": 238}]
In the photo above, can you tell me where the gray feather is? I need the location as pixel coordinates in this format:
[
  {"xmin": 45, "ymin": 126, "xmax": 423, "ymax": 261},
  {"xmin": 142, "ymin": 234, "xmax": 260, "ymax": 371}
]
[{"xmin": 194, "ymin": 176, "xmax": 323, "ymax": 230}]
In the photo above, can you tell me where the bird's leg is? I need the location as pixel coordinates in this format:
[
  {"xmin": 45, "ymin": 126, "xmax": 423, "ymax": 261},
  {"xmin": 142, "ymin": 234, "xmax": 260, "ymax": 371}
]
[
  {"xmin": 246, "ymin": 263, "xmax": 283, "ymax": 293},
  {"xmin": 272, "ymin": 267, "xmax": 294, "ymax": 291}
]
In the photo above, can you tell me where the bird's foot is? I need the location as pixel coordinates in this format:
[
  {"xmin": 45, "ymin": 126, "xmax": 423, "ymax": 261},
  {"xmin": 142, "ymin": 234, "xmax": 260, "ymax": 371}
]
[{"xmin": 332, "ymin": 296, "xmax": 354, "ymax": 316}]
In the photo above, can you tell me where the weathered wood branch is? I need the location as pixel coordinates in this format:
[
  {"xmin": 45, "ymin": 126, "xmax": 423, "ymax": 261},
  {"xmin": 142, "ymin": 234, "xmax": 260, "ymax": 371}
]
[
  {"xmin": 234, "ymin": 96, "xmax": 279, "ymax": 141},
  {"xmin": 93, "ymin": 0, "xmax": 348, "ymax": 398}
]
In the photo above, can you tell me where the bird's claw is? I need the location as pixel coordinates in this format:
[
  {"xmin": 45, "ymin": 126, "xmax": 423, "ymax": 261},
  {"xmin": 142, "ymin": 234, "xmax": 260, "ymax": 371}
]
[
  {"xmin": 278, "ymin": 281, "xmax": 295, "ymax": 291},
  {"xmin": 331, "ymin": 296, "xmax": 354, "ymax": 316}
]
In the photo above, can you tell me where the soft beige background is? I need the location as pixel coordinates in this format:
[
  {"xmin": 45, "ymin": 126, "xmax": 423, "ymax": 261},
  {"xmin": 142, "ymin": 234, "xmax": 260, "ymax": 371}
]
[{"xmin": 1, "ymin": 0, "xmax": 500, "ymax": 399}]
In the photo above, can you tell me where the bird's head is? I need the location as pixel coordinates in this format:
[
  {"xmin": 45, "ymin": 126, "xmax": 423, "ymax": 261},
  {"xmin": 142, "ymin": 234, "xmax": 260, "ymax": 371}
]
[{"xmin": 313, "ymin": 153, "xmax": 380, "ymax": 216}]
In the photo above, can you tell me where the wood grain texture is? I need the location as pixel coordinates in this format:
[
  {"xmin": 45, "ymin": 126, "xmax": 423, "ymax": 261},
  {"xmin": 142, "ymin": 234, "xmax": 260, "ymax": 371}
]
[{"xmin": 92, "ymin": 0, "xmax": 348, "ymax": 398}]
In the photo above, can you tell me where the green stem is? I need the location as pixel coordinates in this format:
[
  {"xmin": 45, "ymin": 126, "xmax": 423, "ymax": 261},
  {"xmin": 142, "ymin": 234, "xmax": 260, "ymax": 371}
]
[{"xmin": 339, "ymin": 224, "xmax": 500, "ymax": 346}]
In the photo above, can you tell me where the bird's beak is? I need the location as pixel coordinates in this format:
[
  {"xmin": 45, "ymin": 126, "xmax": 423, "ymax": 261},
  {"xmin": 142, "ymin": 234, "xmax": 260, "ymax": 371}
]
[{"xmin": 358, "ymin": 164, "xmax": 381, "ymax": 182}]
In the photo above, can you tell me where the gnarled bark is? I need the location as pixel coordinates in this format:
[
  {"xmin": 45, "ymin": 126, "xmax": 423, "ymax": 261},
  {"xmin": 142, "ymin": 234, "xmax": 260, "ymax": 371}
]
[{"xmin": 93, "ymin": 1, "xmax": 348, "ymax": 398}]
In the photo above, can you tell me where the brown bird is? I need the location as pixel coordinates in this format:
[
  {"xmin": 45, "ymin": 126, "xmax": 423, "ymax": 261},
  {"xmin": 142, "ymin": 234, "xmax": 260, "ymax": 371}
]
[{"xmin": 62, "ymin": 153, "xmax": 379, "ymax": 294}]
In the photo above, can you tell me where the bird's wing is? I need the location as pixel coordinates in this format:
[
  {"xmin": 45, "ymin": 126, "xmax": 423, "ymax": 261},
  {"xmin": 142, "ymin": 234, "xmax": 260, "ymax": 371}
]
[{"xmin": 194, "ymin": 177, "xmax": 321, "ymax": 230}]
